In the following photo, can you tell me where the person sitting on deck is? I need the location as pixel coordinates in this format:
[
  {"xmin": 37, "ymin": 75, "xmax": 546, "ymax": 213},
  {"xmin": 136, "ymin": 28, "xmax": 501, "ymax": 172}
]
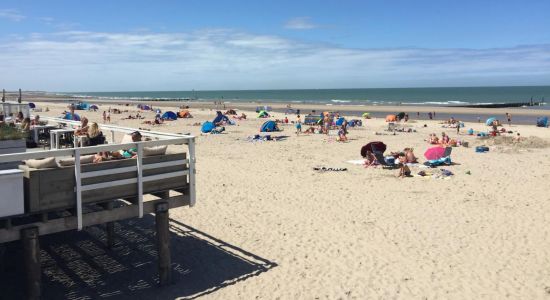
[
  {"xmin": 15, "ymin": 111, "xmax": 24, "ymax": 123},
  {"xmin": 87, "ymin": 122, "xmax": 106, "ymax": 146},
  {"xmin": 111, "ymin": 131, "xmax": 142, "ymax": 159},
  {"xmin": 30, "ymin": 115, "xmax": 41, "ymax": 126},
  {"xmin": 75, "ymin": 117, "xmax": 89, "ymax": 135},
  {"xmin": 20, "ymin": 117, "xmax": 31, "ymax": 133}
]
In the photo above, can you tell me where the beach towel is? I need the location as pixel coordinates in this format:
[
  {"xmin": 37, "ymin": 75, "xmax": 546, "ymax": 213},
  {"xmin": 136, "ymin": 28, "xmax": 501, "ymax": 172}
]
[{"xmin": 313, "ymin": 167, "xmax": 347, "ymax": 172}]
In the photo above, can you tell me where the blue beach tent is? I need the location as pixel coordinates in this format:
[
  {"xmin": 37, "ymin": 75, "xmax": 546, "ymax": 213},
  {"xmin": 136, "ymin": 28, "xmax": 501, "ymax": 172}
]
[
  {"xmin": 485, "ymin": 117, "xmax": 497, "ymax": 126},
  {"xmin": 213, "ymin": 111, "xmax": 229, "ymax": 124},
  {"xmin": 162, "ymin": 111, "xmax": 177, "ymax": 120},
  {"xmin": 28, "ymin": 102, "xmax": 36, "ymax": 109},
  {"xmin": 335, "ymin": 117, "xmax": 346, "ymax": 126},
  {"xmin": 63, "ymin": 112, "xmax": 81, "ymax": 121},
  {"xmin": 75, "ymin": 102, "xmax": 89, "ymax": 110},
  {"xmin": 260, "ymin": 120, "xmax": 279, "ymax": 132},
  {"xmin": 201, "ymin": 121, "xmax": 215, "ymax": 133},
  {"xmin": 537, "ymin": 117, "xmax": 548, "ymax": 127}
]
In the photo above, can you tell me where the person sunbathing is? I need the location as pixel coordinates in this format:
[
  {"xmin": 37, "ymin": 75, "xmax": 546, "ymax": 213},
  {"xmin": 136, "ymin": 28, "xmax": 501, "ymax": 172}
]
[
  {"xmin": 404, "ymin": 148, "xmax": 418, "ymax": 163},
  {"xmin": 427, "ymin": 133, "xmax": 439, "ymax": 144},
  {"xmin": 303, "ymin": 126, "xmax": 316, "ymax": 134},
  {"xmin": 440, "ymin": 132, "xmax": 450, "ymax": 145},
  {"xmin": 111, "ymin": 131, "xmax": 142, "ymax": 159}
]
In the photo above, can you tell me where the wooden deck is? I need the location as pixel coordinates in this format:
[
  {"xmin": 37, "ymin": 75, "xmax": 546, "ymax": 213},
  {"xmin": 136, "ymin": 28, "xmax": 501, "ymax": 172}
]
[{"xmin": 0, "ymin": 118, "xmax": 197, "ymax": 299}]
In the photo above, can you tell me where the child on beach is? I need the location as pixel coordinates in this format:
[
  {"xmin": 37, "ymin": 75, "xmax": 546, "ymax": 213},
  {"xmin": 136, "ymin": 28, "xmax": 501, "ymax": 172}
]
[
  {"xmin": 295, "ymin": 115, "xmax": 302, "ymax": 134},
  {"xmin": 337, "ymin": 125, "xmax": 348, "ymax": 142},
  {"xmin": 397, "ymin": 153, "xmax": 411, "ymax": 178}
]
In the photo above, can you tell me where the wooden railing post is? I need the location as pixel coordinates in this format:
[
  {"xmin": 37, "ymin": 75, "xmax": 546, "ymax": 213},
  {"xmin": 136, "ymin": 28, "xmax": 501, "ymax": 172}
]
[
  {"xmin": 21, "ymin": 226, "xmax": 41, "ymax": 300},
  {"xmin": 155, "ymin": 202, "xmax": 172, "ymax": 285}
]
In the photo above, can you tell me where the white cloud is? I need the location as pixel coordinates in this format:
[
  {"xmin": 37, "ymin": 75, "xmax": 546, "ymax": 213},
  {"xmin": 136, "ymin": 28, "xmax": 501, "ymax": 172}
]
[
  {"xmin": 0, "ymin": 9, "xmax": 25, "ymax": 21},
  {"xmin": 0, "ymin": 29, "xmax": 549, "ymax": 91},
  {"xmin": 284, "ymin": 17, "xmax": 318, "ymax": 30}
]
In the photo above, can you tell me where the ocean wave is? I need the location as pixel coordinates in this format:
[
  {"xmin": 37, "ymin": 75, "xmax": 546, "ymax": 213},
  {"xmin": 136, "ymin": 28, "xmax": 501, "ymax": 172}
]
[
  {"xmin": 331, "ymin": 99, "xmax": 352, "ymax": 103},
  {"xmin": 405, "ymin": 101, "xmax": 469, "ymax": 105}
]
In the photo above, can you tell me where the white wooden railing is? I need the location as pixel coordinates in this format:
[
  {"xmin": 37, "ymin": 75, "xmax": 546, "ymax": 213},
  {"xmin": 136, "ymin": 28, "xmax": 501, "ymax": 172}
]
[{"xmin": 0, "ymin": 123, "xmax": 196, "ymax": 231}]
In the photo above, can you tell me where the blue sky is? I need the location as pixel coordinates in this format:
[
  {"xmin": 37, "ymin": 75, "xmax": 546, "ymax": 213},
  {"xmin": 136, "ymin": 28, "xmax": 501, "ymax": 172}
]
[{"xmin": 1, "ymin": 0, "xmax": 549, "ymax": 91}]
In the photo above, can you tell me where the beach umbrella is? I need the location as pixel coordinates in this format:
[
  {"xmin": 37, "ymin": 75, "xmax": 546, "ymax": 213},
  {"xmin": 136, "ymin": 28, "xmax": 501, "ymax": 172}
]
[
  {"xmin": 485, "ymin": 117, "xmax": 497, "ymax": 126},
  {"xmin": 362, "ymin": 112, "xmax": 370, "ymax": 119},
  {"xmin": 361, "ymin": 142, "xmax": 386, "ymax": 157},
  {"xmin": 89, "ymin": 105, "xmax": 99, "ymax": 110},
  {"xmin": 424, "ymin": 146, "xmax": 446, "ymax": 160},
  {"xmin": 28, "ymin": 103, "xmax": 36, "ymax": 109},
  {"xmin": 396, "ymin": 112, "xmax": 405, "ymax": 120}
]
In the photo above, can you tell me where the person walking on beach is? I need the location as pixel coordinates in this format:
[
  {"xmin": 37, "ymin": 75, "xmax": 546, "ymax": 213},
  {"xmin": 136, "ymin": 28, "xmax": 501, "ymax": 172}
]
[
  {"xmin": 295, "ymin": 115, "xmax": 302, "ymax": 135},
  {"xmin": 506, "ymin": 113, "xmax": 512, "ymax": 126},
  {"xmin": 428, "ymin": 112, "xmax": 433, "ymax": 120},
  {"xmin": 106, "ymin": 111, "xmax": 111, "ymax": 123},
  {"xmin": 456, "ymin": 120, "xmax": 460, "ymax": 135},
  {"xmin": 102, "ymin": 111, "xmax": 107, "ymax": 123}
]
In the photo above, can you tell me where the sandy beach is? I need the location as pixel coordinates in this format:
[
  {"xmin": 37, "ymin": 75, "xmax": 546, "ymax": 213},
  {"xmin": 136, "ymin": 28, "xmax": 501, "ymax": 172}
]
[{"xmin": 19, "ymin": 99, "xmax": 550, "ymax": 299}]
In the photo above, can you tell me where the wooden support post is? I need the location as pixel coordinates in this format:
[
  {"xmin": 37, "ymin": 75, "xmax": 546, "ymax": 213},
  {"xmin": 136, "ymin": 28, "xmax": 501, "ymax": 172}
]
[
  {"xmin": 21, "ymin": 227, "xmax": 41, "ymax": 300},
  {"xmin": 105, "ymin": 202, "xmax": 115, "ymax": 249},
  {"xmin": 155, "ymin": 202, "xmax": 172, "ymax": 285},
  {"xmin": 4, "ymin": 219, "xmax": 12, "ymax": 229}
]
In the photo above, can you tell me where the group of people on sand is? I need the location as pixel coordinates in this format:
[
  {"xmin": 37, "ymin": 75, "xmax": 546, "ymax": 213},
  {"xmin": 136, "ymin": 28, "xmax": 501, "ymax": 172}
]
[
  {"xmin": 363, "ymin": 147, "xmax": 418, "ymax": 178},
  {"xmin": 427, "ymin": 132, "xmax": 453, "ymax": 146},
  {"xmin": 295, "ymin": 113, "xmax": 349, "ymax": 142}
]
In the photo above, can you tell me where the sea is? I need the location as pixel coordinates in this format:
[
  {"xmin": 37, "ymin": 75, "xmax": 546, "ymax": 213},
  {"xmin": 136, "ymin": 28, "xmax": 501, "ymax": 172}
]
[{"xmin": 64, "ymin": 86, "xmax": 550, "ymax": 107}]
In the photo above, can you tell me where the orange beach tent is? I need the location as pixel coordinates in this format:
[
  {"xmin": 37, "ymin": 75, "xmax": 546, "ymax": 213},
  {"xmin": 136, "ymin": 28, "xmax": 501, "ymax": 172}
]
[{"xmin": 385, "ymin": 114, "xmax": 397, "ymax": 122}]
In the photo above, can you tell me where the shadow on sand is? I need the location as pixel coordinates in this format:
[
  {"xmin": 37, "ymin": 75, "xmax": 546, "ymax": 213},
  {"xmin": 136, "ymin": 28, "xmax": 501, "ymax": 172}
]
[{"xmin": 0, "ymin": 216, "xmax": 277, "ymax": 299}]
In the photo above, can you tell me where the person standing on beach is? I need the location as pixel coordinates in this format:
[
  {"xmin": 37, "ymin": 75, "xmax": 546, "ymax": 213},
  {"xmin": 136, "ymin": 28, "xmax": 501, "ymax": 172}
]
[
  {"xmin": 456, "ymin": 121, "xmax": 460, "ymax": 135},
  {"xmin": 106, "ymin": 111, "xmax": 111, "ymax": 123},
  {"xmin": 102, "ymin": 111, "xmax": 107, "ymax": 123},
  {"xmin": 296, "ymin": 115, "xmax": 302, "ymax": 134},
  {"xmin": 506, "ymin": 113, "xmax": 512, "ymax": 126},
  {"xmin": 428, "ymin": 112, "xmax": 433, "ymax": 120}
]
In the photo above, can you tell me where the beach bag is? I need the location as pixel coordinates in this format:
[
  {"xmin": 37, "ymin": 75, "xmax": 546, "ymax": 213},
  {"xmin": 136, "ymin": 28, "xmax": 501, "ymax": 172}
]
[{"xmin": 475, "ymin": 146, "xmax": 489, "ymax": 153}]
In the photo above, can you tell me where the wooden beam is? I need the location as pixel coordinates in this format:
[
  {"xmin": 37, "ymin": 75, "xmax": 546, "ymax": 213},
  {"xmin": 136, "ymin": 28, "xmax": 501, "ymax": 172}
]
[
  {"xmin": 103, "ymin": 202, "xmax": 115, "ymax": 249},
  {"xmin": 155, "ymin": 202, "xmax": 172, "ymax": 286},
  {"xmin": 21, "ymin": 227, "xmax": 41, "ymax": 300},
  {"xmin": 0, "ymin": 195, "xmax": 189, "ymax": 243}
]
